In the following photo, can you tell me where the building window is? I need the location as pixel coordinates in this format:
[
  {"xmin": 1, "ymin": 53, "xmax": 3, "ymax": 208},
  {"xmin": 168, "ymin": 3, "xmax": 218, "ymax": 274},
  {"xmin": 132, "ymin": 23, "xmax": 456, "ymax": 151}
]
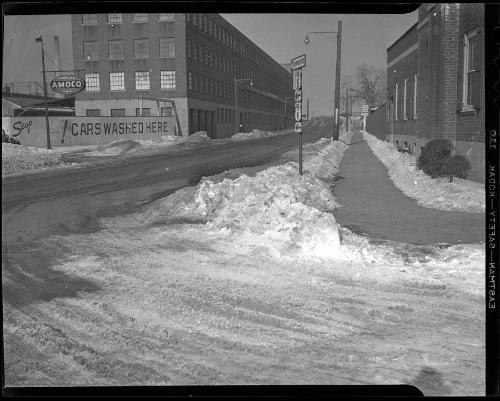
[
  {"xmin": 394, "ymin": 82, "xmax": 398, "ymax": 121},
  {"xmin": 462, "ymin": 30, "xmax": 480, "ymax": 110},
  {"xmin": 159, "ymin": 37, "xmax": 175, "ymax": 58},
  {"xmin": 135, "ymin": 71, "xmax": 151, "ymax": 90},
  {"xmin": 188, "ymin": 71, "xmax": 193, "ymax": 90},
  {"xmin": 186, "ymin": 13, "xmax": 191, "ymax": 23},
  {"xmin": 109, "ymin": 72, "xmax": 125, "ymax": 91},
  {"xmin": 414, "ymin": 74, "xmax": 418, "ymax": 119},
  {"xmin": 161, "ymin": 70, "xmax": 176, "ymax": 90},
  {"xmin": 107, "ymin": 14, "xmax": 123, "ymax": 24},
  {"xmin": 111, "ymin": 109, "xmax": 125, "ymax": 116},
  {"xmin": 403, "ymin": 78, "xmax": 408, "ymax": 120},
  {"xmin": 84, "ymin": 73, "xmax": 100, "ymax": 92},
  {"xmin": 133, "ymin": 13, "xmax": 148, "ymax": 23},
  {"xmin": 187, "ymin": 40, "xmax": 192, "ymax": 58},
  {"xmin": 193, "ymin": 73, "xmax": 199, "ymax": 91},
  {"xmin": 134, "ymin": 38, "xmax": 149, "ymax": 58},
  {"xmin": 159, "ymin": 13, "xmax": 174, "ymax": 21},
  {"xmin": 193, "ymin": 41, "xmax": 198, "ymax": 61},
  {"xmin": 136, "ymin": 108, "xmax": 151, "ymax": 116},
  {"xmin": 108, "ymin": 40, "xmax": 124, "ymax": 60},
  {"xmin": 82, "ymin": 14, "xmax": 97, "ymax": 25},
  {"xmin": 83, "ymin": 41, "xmax": 98, "ymax": 61},
  {"xmin": 161, "ymin": 106, "xmax": 173, "ymax": 117},
  {"xmin": 86, "ymin": 109, "xmax": 100, "ymax": 116}
]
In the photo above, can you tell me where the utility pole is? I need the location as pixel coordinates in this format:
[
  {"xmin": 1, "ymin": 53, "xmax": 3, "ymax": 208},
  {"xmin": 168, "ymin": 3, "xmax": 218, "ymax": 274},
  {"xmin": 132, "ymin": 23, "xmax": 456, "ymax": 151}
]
[
  {"xmin": 334, "ymin": 20, "xmax": 342, "ymax": 141},
  {"xmin": 36, "ymin": 36, "xmax": 51, "ymax": 149},
  {"xmin": 306, "ymin": 98, "xmax": 310, "ymax": 120}
]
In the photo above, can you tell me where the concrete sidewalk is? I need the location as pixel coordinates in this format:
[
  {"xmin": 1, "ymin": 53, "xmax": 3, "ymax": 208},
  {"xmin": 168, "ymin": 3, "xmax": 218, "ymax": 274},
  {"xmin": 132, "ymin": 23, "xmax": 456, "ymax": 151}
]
[{"xmin": 332, "ymin": 129, "xmax": 484, "ymax": 245}]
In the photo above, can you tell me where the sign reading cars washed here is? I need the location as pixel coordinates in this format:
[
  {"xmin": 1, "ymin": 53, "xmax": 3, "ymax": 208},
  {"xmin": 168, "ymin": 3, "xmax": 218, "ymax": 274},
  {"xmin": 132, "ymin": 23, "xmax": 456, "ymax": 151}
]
[
  {"xmin": 294, "ymin": 122, "xmax": 302, "ymax": 133},
  {"xmin": 50, "ymin": 75, "xmax": 85, "ymax": 95},
  {"xmin": 291, "ymin": 54, "xmax": 306, "ymax": 70}
]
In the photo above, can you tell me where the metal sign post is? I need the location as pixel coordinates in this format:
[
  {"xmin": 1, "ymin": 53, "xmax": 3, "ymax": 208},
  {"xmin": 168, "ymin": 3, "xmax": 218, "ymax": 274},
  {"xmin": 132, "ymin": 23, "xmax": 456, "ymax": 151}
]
[{"xmin": 291, "ymin": 54, "xmax": 306, "ymax": 175}]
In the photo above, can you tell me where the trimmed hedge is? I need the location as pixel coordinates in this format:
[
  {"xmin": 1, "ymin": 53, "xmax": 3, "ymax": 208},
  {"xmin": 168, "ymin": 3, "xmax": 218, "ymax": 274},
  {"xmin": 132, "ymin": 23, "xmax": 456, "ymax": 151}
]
[{"xmin": 417, "ymin": 139, "xmax": 470, "ymax": 180}]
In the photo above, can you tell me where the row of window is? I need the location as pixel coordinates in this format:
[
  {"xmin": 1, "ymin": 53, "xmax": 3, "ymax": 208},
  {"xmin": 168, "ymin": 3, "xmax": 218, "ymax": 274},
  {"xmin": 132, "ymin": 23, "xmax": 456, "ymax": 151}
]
[
  {"xmin": 392, "ymin": 29, "xmax": 481, "ymax": 121},
  {"xmin": 84, "ymin": 71, "xmax": 175, "ymax": 92},
  {"xmin": 394, "ymin": 74, "xmax": 418, "ymax": 121},
  {"xmin": 85, "ymin": 106, "xmax": 174, "ymax": 117},
  {"xmin": 186, "ymin": 71, "xmax": 284, "ymax": 112},
  {"xmin": 83, "ymin": 38, "xmax": 175, "ymax": 61},
  {"xmin": 82, "ymin": 13, "xmax": 174, "ymax": 25},
  {"xmin": 186, "ymin": 13, "xmax": 288, "ymax": 86},
  {"xmin": 187, "ymin": 39, "xmax": 267, "ymax": 89}
]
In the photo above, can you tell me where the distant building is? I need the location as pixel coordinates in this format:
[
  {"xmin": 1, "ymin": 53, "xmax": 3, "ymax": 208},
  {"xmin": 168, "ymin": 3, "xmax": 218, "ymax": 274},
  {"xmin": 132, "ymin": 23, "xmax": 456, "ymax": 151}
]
[
  {"xmin": 386, "ymin": 3, "xmax": 485, "ymax": 182},
  {"xmin": 71, "ymin": 13, "xmax": 294, "ymax": 138},
  {"xmin": 2, "ymin": 92, "xmax": 75, "ymax": 117}
]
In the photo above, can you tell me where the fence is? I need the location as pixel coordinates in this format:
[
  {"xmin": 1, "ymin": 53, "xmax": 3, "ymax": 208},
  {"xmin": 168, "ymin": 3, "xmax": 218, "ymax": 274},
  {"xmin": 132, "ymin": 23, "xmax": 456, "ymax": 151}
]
[{"xmin": 2, "ymin": 116, "xmax": 176, "ymax": 147}]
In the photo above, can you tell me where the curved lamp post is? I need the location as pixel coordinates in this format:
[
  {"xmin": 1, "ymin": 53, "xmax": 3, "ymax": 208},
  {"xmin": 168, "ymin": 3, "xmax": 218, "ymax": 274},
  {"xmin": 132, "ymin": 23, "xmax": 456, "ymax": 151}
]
[{"xmin": 304, "ymin": 21, "xmax": 342, "ymax": 140}]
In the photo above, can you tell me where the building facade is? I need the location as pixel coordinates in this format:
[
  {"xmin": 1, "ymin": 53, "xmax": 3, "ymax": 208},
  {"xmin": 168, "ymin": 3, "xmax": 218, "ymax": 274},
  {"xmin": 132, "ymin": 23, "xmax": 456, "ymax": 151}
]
[
  {"xmin": 386, "ymin": 3, "xmax": 485, "ymax": 182},
  {"xmin": 71, "ymin": 13, "xmax": 294, "ymax": 139}
]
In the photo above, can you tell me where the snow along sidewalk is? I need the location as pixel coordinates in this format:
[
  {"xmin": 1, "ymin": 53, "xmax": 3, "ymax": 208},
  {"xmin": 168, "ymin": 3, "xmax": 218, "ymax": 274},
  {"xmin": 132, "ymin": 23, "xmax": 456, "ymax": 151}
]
[
  {"xmin": 332, "ymin": 129, "xmax": 484, "ymax": 245},
  {"xmin": 362, "ymin": 130, "xmax": 484, "ymax": 213}
]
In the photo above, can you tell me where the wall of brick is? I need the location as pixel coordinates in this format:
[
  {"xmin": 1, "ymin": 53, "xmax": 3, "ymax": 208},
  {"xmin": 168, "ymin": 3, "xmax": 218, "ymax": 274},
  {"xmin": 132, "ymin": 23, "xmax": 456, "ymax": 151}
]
[{"xmin": 366, "ymin": 104, "xmax": 387, "ymax": 141}]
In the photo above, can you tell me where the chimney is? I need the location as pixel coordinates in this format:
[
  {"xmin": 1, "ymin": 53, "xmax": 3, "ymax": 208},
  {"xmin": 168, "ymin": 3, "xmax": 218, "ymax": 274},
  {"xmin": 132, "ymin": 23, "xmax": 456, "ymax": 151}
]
[{"xmin": 53, "ymin": 35, "xmax": 61, "ymax": 72}]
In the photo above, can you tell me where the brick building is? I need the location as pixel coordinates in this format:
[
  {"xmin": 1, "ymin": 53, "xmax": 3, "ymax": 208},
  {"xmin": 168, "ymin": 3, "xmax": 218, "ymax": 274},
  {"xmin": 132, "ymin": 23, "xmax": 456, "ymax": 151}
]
[
  {"xmin": 71, "ymin": 13, "xmax": 294, "ymax": 139},
  {"xmin": 386, "ymin": 3, "xmax": 485, "ymax": 182}
]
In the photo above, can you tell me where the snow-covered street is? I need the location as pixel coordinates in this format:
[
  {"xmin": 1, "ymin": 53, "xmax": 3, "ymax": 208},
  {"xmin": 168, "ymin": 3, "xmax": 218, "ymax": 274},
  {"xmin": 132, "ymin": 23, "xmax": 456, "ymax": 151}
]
[{"xmin": 2, "ymin": 125, "xmax": 484, "ymax": 394}]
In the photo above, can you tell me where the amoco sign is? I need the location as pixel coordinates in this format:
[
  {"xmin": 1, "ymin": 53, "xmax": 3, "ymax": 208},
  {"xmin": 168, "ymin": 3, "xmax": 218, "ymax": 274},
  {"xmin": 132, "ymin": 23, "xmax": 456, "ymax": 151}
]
[{"xmin": 50, "ymin": 75, "xmax": 85, "ymax": 95}]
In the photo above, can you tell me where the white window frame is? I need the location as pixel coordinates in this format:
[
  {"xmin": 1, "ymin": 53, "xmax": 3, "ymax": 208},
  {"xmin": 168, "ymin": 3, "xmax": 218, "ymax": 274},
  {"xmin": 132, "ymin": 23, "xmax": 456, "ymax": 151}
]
[
  {"xmin": 403, "ymin": 78, "xmax": 408, "ymax": 120},
  {"xmin": 462, "ymin": 29, "xmax": 479, "ymax": 111},
  {"xmin": 82, "ymin": 14, "xmax": 98, "ymax": 25},
  {"xmin": 394, "ymin": 82, "xmax": 398, "ymax": 121},
  {"xmin": 83, "ymin": 41, "xmax": 98, "ymax": 61},
  {"xmin": 84, "ymin": 73, "xmax": 100, "ymax": 92},
  {"xmin": 133, "ymin": 38, "xmax": 149, "ymax": 59},
  {"xmin": 158, "ymin": 13, "xmax": 174, "ymax": 22},
  {"xmin": 135, "ymin": 71, "xmax": 151, "ymax": 91},
  {"xmin": 107, "ymin": 14, "xmax": 123, "ymax": 24},
  {"xmin": 159, "ymin": 37, "xmax": 175, "ymax": 58},
  {"xmin": 132, "ymin": 13, "xmax": 148, "ymax": 23},
  {"xmin": 109, "ymin": 72, "xmax": 125, "ymax": 91},
  {"xmin": 160, "ymin": 70, "xmax": 176, "ymax": 90},
  {"xmin": 413, "ymin": 74, "xmax": 418, "ymax": 119}
]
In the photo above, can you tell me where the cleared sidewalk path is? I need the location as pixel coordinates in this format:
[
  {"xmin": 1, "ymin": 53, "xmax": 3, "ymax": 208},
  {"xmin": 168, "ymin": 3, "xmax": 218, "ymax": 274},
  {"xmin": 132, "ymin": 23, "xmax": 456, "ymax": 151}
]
[{"xmin": 333, "ymin": 129, "xmax": 484, "ymax": 245}]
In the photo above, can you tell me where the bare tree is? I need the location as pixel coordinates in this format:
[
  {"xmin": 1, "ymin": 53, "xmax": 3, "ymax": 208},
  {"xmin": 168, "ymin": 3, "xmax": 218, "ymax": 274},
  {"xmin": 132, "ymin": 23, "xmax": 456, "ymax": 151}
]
[{"xmin": 343, "ymin": 64, "xmax": 386, "ymax": 109}]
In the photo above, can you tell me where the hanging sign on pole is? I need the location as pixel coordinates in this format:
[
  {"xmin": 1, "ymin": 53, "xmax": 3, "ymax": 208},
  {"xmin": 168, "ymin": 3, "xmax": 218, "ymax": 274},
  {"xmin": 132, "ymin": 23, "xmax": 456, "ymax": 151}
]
[{"xmin": 291, "ymin": 54, "xmax": 306, "ymax": 175}]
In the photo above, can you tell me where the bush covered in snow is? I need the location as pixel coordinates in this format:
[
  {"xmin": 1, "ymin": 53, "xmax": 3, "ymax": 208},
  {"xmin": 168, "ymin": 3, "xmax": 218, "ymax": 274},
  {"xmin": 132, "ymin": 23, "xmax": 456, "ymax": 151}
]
[
  {"xmin": 417, "ymin": 139, "xmax": 454, "ymax": 178},
  {"xmin": 362, "ymin": 130, "xmax": 484, "ymax": 213},
  {"xmin": 441, "ymin": 154, "xmax": 471, "ymax": 180},
  {"xmin": 2, "ymin": 143, "xmax": 64, "ymax": 175}
]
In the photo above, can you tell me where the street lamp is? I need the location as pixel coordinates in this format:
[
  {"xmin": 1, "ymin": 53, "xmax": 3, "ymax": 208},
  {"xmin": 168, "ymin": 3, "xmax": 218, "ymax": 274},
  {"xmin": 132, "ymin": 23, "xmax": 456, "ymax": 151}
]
[
  {"xmin": 284, "ymin": 96, "xmax": 294, "ymax": 129},
  {"xmin": 234, "ymin": 78, "xmax": 253, "ymax": 133},
  {"xmin": 304, "ymin": 20, "xmax": 342, "ymax": 141},
  {"xmin": 35, "ymin": 36, "xmax": 51, "ymax": 149}
]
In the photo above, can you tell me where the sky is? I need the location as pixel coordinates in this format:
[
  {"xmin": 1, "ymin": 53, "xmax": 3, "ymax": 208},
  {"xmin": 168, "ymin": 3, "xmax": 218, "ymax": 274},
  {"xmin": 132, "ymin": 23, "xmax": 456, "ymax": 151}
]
[{"xmin": 3, "ymin": 11, "xmax": 417, "ymax": 116}]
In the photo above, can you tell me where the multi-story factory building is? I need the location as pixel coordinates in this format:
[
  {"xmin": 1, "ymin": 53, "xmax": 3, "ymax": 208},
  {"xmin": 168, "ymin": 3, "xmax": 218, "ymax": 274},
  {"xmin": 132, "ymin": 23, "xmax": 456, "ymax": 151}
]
[{"xmin": 71, "ymin": 13, "xmax": 294, "ymax": 138}]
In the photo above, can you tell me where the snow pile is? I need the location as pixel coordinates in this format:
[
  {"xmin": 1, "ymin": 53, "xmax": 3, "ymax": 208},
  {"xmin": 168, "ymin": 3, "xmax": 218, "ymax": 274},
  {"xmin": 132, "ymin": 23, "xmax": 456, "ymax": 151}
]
[
  {"xmin": 305, "ymin": 130, "xmax": 353, "ymax": 179},
  {"xmin": 231, "ymin": 128, "xmax": 293, "ymax": 141},
  {"xmin": 88, "ymin": 139, "xmax": 142, "ymax": 156},
  {"xmin": 187, "ymin": 131, "xmax": 211, "ymax": 144},
  {"xmin": 2, "ymin": 142, "xmax": 64, "ymax": 175},
  {"xmin": 362, "ymin": 130, "xmax": 485, "ymax": 213},
  {"xmin": 136, "ymin": 135, "xmax": 186, "ymax": 147},
  {"xmin": 146, "ymin": 163, "xmax": 343, "ymax": 258}
]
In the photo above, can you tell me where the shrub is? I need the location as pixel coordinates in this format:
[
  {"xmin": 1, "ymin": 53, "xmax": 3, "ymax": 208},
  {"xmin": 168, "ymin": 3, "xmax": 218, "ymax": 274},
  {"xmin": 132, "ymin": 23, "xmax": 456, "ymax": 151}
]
[
  {"xmin": 441, "ymin": 154, "xmax": 471, "ymax": 180},
  {"xmin": 417, "ymin": 139, "xmax": 454, "ymax": 178}
]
